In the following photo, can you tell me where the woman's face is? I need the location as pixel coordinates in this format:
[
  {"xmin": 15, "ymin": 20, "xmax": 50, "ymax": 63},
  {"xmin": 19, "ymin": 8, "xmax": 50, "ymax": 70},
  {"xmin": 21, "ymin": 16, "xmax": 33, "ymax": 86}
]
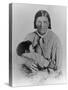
[{"xmin": 36, "ymin": 16, "xmax": 49, "ymax": 35}]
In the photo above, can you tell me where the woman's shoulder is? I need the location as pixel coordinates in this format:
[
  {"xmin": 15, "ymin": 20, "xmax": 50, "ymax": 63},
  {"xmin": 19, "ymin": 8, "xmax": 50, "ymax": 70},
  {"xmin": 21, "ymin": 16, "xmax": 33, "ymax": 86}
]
[
  {"xmin": 47, "ymin": 29, "xmax": 56, "ymax": 37},
  {"xmin": 24, "ymin": 31, "xmax": 36, "ymax": 41},
  {"xmin": 47, "ymin": 29, "xmax": 59, "ymax": 40},
  {"xmin": 47, "ymin": 29, "xmax": 61, "ymax": 45},
  {"xmin": 26, "ymin": 32, "xmax": 35, "ymax": 37}
]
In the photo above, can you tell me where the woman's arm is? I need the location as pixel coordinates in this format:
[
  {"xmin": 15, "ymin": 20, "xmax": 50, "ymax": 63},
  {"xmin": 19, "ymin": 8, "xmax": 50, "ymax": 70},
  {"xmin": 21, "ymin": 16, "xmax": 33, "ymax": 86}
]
[
  {"xmin": 22, "ymin": 52, "xmax": 49, "ymax": 68},
  {"xmin": 22, "ymin": 53, "xmax": 39, "ymax": 73},
  {"xmin": 49, "ymin": 38, "xmax": 62, "ymax": 72}
]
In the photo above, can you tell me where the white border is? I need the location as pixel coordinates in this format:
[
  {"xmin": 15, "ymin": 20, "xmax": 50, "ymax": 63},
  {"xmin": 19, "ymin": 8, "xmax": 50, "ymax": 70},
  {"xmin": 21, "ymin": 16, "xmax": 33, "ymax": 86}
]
[{"xmin": 0, "ymin": 0, "xmax": 68, "ymax": 89}]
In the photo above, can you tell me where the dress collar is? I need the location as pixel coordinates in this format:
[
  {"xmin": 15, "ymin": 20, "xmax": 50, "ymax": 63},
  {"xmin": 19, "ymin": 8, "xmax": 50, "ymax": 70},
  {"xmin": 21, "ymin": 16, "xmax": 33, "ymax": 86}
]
[{"xmin": 36, "ymin": 29, "xmax": 49, "ymax": 38}]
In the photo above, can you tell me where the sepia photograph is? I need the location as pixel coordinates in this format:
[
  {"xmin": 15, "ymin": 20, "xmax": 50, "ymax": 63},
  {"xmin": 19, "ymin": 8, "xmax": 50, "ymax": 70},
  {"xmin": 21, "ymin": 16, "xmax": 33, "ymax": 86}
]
[{"xmin": 9, "ymin": 3, "xmax": 66, "ymax": 87}]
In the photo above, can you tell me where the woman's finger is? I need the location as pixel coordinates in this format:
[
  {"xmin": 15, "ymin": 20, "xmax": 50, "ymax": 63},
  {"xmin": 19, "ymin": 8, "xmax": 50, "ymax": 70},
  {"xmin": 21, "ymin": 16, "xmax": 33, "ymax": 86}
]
[
  {"xmin": 30, "ymin": 64, "xmax": 38, "ymax": 72},
  {"xmin": 31, "ymin": 67, "xmax": 38, "ymax": 72},
  {"xmin": 32, "ymin": 63, "xmax": 37, "ymax": 67}
]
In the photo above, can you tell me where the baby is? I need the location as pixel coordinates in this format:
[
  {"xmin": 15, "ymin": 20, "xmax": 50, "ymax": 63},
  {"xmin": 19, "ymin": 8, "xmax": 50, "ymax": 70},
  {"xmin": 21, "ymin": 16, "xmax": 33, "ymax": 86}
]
[{"xmin": 16, "ymin": 40, "xmax": 49, "ymax": 74}]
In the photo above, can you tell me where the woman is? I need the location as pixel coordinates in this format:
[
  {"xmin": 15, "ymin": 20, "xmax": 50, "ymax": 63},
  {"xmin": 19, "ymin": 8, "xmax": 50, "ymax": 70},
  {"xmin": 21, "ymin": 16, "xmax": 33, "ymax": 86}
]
[{"xmin": 17, "ymin": 10, "xmax": 62, "ymax": 74}]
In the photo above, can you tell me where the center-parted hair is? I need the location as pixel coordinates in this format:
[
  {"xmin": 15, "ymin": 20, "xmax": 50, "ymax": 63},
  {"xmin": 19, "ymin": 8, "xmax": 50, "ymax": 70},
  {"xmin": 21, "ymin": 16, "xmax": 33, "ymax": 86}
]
[{"xmin": 34, "ymin": 10, "xmax": 51, "ymax": 29}]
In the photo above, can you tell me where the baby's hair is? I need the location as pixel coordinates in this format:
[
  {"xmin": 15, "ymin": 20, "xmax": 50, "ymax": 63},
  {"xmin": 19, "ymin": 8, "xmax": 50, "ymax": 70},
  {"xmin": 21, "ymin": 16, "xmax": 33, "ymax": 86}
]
[{"xmin": 16, "ymin": 40, "xmax": 32, "ymax": 56}]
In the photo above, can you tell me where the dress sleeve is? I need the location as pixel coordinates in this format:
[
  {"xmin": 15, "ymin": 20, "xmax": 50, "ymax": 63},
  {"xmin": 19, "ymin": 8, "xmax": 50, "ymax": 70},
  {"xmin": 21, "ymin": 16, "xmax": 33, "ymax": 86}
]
[
  {"xmin": 49, "ymin": 37, "xmax": 62, "ymax": 71},
  {"xmin": 55, "ymin": 38, "xmax": 62, "ymax": 71}
]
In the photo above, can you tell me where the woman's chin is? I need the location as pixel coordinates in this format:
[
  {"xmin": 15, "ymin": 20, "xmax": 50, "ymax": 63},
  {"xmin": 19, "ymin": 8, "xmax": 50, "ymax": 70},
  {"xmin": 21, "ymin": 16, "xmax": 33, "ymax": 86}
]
[
  {"xmin": 39, "ymin": 32, "xmax": 46, "ymax": 35},
  {"xmin": 38, "ymin": 30, "xmax": 47, "ymax": 35}
]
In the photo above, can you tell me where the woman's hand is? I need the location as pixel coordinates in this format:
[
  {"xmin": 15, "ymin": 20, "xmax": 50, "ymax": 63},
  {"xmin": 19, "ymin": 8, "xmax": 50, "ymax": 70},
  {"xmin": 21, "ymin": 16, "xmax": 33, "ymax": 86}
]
[
  {"xmin": 25, "ymin": 60, "xmax": 38, "ymax": 73},
  {"xmin": 38, "ymin": 56, "xmax": 49, "ymax": 68},
  {"xmin": 22, "ymin": 52, "xmax": 49, "ymax": 72},
  {"xmin": 22, "ymin": 53, "xmax": 38, "ymax": 72}
]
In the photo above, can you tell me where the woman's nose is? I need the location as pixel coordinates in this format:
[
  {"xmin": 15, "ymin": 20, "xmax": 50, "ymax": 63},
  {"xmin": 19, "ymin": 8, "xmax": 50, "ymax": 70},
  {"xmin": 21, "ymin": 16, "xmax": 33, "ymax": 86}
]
[{"xmin": 41, "ymin": 22, "xmax": 45, "ymax": 27}]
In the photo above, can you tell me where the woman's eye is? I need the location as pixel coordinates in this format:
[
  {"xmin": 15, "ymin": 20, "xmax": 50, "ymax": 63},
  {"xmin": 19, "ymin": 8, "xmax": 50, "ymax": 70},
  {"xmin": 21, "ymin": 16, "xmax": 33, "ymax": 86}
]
[
  {"xmin": 44, "ymin": 21, "xmax": 47, "ymax": 23},
  {"xmin": 38, "ymin": 21, "xmax": 41, "ymax": 24}
]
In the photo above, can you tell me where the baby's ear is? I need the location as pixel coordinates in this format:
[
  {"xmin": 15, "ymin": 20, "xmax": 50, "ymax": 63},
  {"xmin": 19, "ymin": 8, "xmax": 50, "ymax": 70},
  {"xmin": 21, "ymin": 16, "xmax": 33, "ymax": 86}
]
[
  {"xmin": 29, "ymin": 44, "xmax": 34, "ymax": 52},
  {"xmin": 32, "ymin": 36, "xmax": 39, "ymax": 47}
]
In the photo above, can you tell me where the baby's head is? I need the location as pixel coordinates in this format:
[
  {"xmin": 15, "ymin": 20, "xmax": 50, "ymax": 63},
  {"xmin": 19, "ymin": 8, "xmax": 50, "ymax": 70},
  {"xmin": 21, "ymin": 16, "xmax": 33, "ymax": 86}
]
[{"xmin": 16, "ymin": 40, "xmax": 34, "ymax": 56}]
